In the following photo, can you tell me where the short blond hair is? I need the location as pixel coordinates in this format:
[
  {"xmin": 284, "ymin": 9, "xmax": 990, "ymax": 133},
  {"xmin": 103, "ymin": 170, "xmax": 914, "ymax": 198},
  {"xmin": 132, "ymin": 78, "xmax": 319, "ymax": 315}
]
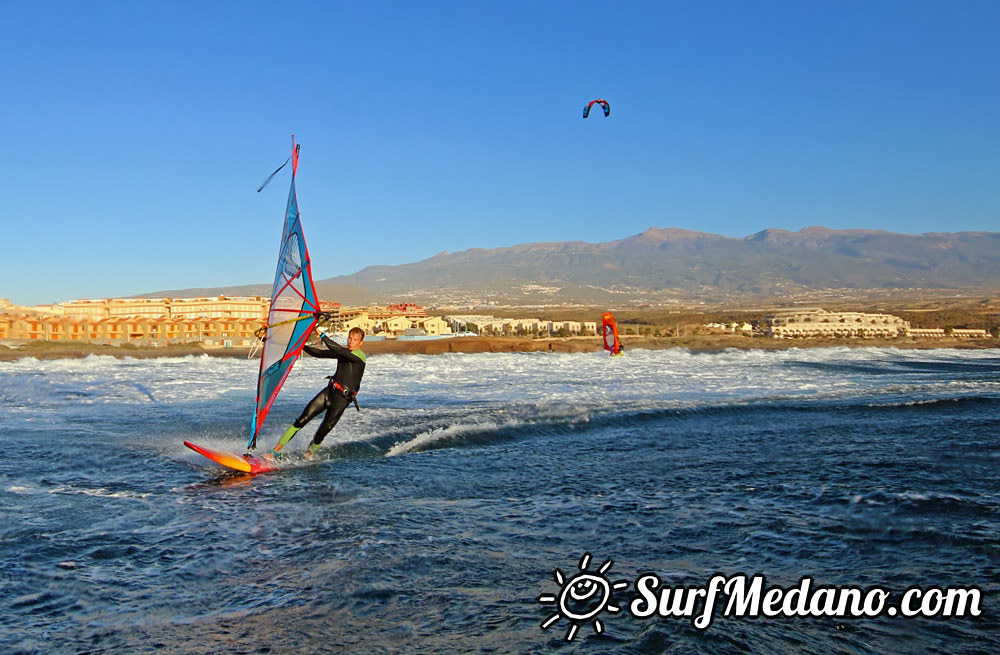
[{"xmin": 348, "ymin": 327, "xmax": 365, "ymax": 340}]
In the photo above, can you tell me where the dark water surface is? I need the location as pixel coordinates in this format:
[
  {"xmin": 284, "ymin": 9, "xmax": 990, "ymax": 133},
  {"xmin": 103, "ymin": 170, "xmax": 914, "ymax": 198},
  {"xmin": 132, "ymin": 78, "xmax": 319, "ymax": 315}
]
[{"xmin": 1, "ymin": 349, "xmax": 997, "ymax": 653}]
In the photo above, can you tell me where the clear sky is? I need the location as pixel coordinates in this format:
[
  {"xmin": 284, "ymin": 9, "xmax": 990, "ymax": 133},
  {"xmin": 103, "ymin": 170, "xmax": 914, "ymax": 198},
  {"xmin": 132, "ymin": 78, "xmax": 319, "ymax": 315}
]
[{"xmin": 2, "ymin": 1, "xmax": 998, "ymax": 305}]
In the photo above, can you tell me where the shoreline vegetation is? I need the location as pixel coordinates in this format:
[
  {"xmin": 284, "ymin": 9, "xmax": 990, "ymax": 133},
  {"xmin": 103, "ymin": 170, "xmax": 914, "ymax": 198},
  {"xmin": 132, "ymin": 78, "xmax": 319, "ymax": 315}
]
[{"xmin": 1, "ymin": 334, "xmax": 996, "ymax": 362}]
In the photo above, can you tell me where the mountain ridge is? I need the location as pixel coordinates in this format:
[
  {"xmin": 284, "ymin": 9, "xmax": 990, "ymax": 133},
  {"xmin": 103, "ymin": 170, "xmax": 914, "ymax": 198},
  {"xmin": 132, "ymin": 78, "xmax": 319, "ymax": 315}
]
[{"xmin": 144, "ymin": 226, "xmax": 1000, "ymax": 305}]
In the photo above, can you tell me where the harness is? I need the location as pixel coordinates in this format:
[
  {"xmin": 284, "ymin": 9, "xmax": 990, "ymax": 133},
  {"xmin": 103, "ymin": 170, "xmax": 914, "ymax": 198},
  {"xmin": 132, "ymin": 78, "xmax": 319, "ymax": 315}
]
[{"xmin": 327, "ymin": 378, "xmax": 360, "ymax": 412}]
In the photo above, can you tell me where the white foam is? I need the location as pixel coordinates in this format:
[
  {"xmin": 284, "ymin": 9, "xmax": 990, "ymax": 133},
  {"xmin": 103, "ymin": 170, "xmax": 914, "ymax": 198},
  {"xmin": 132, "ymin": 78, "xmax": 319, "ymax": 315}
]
[
  {"xmin": 1, "ymin": 347, "xmax": 997, "ymax": 442},
  {"xmin": 47, "ymin": 486, "xmax": 151, "ymax": 500},
  {"xmin": 387, "ymin": 419, "xmax": 512, "ymax": 456}
]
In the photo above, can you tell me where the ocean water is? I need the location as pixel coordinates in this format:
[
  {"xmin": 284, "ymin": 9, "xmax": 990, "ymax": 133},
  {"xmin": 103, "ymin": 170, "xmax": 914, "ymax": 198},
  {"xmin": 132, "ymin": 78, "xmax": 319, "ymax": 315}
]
[{"xmin": 0, "ymin": 347, "xmax": 997, "ymax": 654}]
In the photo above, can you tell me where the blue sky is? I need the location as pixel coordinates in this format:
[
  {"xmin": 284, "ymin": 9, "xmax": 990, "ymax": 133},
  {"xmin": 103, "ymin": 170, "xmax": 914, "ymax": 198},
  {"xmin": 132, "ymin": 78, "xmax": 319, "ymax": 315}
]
[{"xmin": 2, "ymin": 1, "xmax": 998, "ymax": 305}]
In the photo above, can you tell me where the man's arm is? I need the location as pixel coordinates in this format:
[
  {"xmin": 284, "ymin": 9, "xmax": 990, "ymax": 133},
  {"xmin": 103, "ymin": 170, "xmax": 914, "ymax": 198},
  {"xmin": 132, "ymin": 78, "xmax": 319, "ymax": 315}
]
[
  {"xmin": 302, "ymin": 327, "xmax": 342, "ymax": 359},
  {"xmin": 302, "ymin": 342, "xmax": 329, "ymax": 358},
  {"xmin": 302, "ymin": 331, "xmax": 364, "ymax": 362},
  {"xmin": 318, "ymin": 334, "xmax": 365, "ymax": 363}
]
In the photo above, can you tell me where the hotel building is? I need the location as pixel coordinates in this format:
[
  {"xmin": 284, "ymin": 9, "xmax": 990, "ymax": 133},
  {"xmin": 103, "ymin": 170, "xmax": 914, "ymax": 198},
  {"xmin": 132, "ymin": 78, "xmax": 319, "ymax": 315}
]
[{"xmin": 765, "ymin": 309, "xmax": 909, "ymax": 338}]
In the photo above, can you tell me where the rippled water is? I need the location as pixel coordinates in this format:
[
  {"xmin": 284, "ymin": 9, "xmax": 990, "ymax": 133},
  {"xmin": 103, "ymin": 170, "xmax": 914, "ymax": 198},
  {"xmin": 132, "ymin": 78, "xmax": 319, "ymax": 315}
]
[{"xmin": 1, "ymin": 347, "xmax": 998, "ymax": 654}]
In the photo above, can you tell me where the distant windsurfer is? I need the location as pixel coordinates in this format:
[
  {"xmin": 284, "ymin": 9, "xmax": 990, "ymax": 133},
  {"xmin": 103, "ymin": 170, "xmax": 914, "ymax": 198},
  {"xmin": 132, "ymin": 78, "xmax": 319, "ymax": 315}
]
[
  {"xmin": 265, "ymin": 326, "xmax": 366, "ymax": 460},
  {"xmin": 602, "ymin": 311, "xmax": 624, "ymax": 356}
]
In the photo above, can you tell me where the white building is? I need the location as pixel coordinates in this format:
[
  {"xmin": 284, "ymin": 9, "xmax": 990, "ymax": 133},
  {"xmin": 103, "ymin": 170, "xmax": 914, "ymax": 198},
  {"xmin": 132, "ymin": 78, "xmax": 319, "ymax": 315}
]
[{"xmin": 765, "ymin": 309, "xmax": 909, "ymax": 339}]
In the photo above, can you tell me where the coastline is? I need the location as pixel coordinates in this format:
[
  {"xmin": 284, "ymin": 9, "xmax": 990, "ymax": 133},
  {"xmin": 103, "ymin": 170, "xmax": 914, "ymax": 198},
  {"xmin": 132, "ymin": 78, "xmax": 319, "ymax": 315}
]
[{"xmin": 1, "ymin": 335, "xmax": 996, "ymax": 362}]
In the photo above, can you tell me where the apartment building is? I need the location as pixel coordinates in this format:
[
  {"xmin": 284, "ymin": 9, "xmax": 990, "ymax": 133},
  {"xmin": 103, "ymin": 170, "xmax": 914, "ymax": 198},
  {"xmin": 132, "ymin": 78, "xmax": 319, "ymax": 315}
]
[
  {"xmin": 415, "ymin": 316, "xmax": 451, "ymax": 336},
  {"xmin": 765, "ymin": 309, "xmax": 909, "ymax": 338},
  {"xmin": 907, "ymin": 328, "xmax": 990, "ymax": 338},
  {"xmin": 0, "ymin": 313, "xmax": 262, "ymax": 347},
  {"xmin": 467, "ymin": 317, "xmax": 597, "ymax": 336},
  {"xmin": 55, "ymin": 296, "xmax": 273, "ymax": 320}
]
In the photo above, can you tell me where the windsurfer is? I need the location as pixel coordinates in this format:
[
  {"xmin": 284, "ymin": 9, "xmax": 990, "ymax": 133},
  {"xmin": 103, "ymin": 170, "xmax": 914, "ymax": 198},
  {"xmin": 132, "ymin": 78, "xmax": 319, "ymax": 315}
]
[
  {"xmin": 602, "ymin": 311, "xmax": 624, "ymax": 356},
  {"xmin": 265, "ymin": 326, "xmax": 366, "ymax": 460}
]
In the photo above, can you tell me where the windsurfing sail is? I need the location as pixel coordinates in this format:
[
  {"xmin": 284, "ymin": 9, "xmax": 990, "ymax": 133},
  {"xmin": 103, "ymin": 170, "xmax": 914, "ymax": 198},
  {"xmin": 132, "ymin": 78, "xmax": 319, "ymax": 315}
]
[
  {"xmin": 248, "ymin": 136, "xmax": 320, "ymax": 450},
  {"xmin": 602, "ymin": 312, "xmax": 623, "ymax": 356}
]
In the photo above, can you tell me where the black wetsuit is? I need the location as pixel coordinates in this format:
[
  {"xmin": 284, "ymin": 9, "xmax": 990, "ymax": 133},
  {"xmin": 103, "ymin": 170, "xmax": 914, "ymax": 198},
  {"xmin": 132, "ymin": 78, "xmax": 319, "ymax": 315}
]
[{"xmin": 292, "ymin": 334, "xmax": 366, "ymax": 447}]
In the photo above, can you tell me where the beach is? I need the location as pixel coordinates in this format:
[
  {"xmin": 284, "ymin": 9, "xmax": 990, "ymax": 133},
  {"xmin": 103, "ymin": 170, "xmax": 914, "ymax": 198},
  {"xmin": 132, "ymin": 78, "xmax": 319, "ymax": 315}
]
[{"xmin": 0, "ymin": 334, "xmax": 996, "ymax": 362}]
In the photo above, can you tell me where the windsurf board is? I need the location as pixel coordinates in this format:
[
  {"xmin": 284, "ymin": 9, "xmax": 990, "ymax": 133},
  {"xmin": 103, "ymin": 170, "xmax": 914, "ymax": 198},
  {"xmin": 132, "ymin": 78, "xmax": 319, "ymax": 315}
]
[{"xmin": 183, "ymin": 441, "xmax": 279, "ymax": 474}]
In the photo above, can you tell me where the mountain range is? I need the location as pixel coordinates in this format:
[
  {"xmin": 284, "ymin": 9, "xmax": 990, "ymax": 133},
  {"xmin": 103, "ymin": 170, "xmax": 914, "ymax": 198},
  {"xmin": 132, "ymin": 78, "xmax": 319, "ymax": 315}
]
[{"xmin": 148, "ymin": 227, "xmax": 1000, "ymax": 306}]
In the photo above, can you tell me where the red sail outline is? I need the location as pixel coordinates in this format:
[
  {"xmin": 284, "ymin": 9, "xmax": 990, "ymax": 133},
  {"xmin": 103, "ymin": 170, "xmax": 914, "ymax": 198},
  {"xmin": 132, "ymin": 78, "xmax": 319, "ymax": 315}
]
[{"xmin": 602, "ymin": 312, "xmax": 621, "ymax": 355}]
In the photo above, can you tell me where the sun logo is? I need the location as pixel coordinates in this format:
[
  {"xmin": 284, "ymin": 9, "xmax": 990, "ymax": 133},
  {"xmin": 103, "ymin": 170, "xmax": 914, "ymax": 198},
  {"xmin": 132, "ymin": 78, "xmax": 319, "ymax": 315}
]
[{"xmin": 537, "ymin": 552, "xmax": 629, "ymax": 641}]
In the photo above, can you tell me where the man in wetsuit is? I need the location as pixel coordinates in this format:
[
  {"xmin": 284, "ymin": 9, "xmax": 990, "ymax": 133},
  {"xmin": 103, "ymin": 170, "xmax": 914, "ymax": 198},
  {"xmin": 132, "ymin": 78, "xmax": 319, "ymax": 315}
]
[{"xmin": 265, "ymin": 326, "xmax": 366, "ymax": 460}]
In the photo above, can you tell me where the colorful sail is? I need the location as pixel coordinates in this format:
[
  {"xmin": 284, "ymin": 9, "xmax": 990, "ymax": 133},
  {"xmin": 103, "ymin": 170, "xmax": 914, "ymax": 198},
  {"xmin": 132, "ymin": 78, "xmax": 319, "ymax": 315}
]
[
  {"xmin": 602, "ymin": 312, "xmax": 623, "ymax": 356},
  {"xmin": 248, "ymin": 137, "xmax": 320, "ymax": 450},
  {"xmin": 583, "ymin": 99, "xmax": 611, "ymax": 119}
]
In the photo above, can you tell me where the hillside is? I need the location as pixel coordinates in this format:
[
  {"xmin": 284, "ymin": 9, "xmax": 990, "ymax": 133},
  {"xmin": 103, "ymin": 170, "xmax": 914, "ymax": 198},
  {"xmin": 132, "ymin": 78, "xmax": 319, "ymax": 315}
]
[{"xmin": 145, "ymin": 227, "xmax": 1000, "ymax": 306}]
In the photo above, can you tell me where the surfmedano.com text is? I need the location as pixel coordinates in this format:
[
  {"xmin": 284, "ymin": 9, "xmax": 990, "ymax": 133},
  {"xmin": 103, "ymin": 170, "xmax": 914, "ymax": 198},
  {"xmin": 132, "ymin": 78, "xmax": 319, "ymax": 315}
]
[{"xmin": 630, "ymin": 574, "xmax": 982, "ymax": 630}]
